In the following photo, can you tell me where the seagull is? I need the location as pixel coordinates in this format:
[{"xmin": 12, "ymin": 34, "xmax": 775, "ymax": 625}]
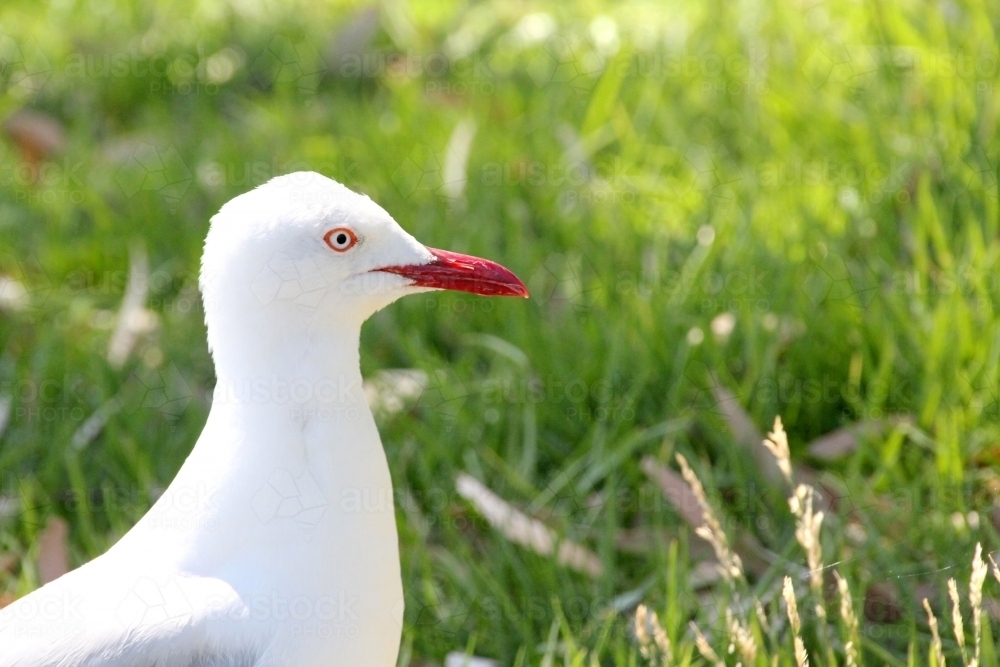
[{"xmin": 0, "ymin": 172, "xmax": 528, "ymax": 667}]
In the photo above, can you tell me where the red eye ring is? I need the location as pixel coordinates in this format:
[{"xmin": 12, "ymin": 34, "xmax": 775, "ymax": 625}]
[{"xmin": 324, "ymin": 227, "xmax": 358, "ymax": 252}]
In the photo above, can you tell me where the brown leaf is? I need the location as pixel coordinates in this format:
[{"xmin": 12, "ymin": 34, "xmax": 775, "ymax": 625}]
[
  {"xmin": 613, "ymin": 526, "xmax": 715, "ymax": 560},
  {"xmin": 639, "ymin": 457, "xmax": 702, "ymax": 526},
  {"xmin": 640, "ymin": 456, "xmax": 772, "ymax": 577},
  {"xmin": 984, "ymin": 597, "xmax": 1000, "ymax": 621},
  {"xmin": 992, "ymin": 504, "xmax": 1000, "ymax": 535},
  {"xmin": 807, "ymin": 418, "xmax": 905, "ymax": 462},
  {"xmin": 0, "ymin": 552, "xmax": 18, "ymax": 575},
  {"xmin": 326, "ymin": 6, "xmax": 381, "ymax": 72},
  {"xmin": 807, "ymin": 428, "xmax": 861, "ymax": 462},
  {"xmin": 914, "ymin": 583, "xmax": 937, "ymax": 613},
  {"xmin": 710, "ymin": 377, "xmax": 783, "ymax": 484},
  {"xmin": 3, "ymin": 110, "xmax": 66, "ymax": 167},
  {"xmin": 37, "ymin": 515, "xmax": 70, "ymax": 584},
  {"xmin": 709, "ymin": 378, "xmax": 838, "ymax": 512},
  {"xmin": 864, "ymin": 581, "xmax": 902, "ymax": 623},
  {"xmin": 0, "ymin": 592, "xmax": 15, "ymax": 609}
]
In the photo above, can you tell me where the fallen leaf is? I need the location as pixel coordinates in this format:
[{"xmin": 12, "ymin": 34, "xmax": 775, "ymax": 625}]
[
  {"xmin": 3, "ymin": 109, "xmax": 66, "ymax": 167},
  {"xmin": 639, "ymin": 456, "xmax": 702, "ymax": 526},
  {"xmin": 914, "ymin": 583, "xmax": 937, "ymax": 614},
  {"xmin": 37, "ymin": 515, "xmax": 70, "ymax": 584},
  {"xmin": 613, "ymin": 526, "xmax": 714, "ymax": 561},
  {"xmin": 864, "ymin": 581, "xmax": 902, "ymax": 623},
  {"xmin": 984, "ymin": 597, "xmax": 1000, "ymax": 621},
  {"xmin": 807, "ymin": 418, "xmax": 907, "ymax": 462},
  {"xmin": 639, "ymin": 456, "xmax": 772, "ymax": 577},
  {"xmin": 0, "ymin": 553, "xmax": 18, "ymax": 574},
  {"xmin": 710, "ymin": 379, "xmax": 837, "ymax": 511},
  {"xmin": 710, "ymin": 377, "xmax": 783, "ymax": 484},
  {"xmin": 326, "ymin": 6, "xmax": 381, "ymax": 74},
  {"xmin": 806, "ymin": 427, "xmax": 860, "ymax": 462}
]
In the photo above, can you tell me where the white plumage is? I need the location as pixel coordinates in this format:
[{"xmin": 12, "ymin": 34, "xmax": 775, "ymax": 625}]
[{"xmin": 0, "ymin": 172, "xmax": 526, "ymax": 667}]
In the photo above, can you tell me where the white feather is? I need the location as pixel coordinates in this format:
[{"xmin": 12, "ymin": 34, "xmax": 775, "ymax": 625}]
[{"xmin": 0, "ymin": 173, "xmax": 440, "ymax": 667}]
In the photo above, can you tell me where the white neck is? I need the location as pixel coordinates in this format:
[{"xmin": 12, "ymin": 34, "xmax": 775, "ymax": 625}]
[
  {"xmin": 116, "ymin": 322, "xmax": 405, "ymax": 664},
  {"xmin": 130, "ymin": 323, "xmax": 394, "ymax": 567}
]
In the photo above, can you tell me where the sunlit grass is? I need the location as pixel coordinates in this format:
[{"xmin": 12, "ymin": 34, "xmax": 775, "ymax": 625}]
[{"xmin": 1, "ymin": 0, "xmax": 1000, "ymax": 663}]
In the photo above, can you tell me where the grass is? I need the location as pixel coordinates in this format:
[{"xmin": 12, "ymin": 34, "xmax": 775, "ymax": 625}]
[{"xmin": 1, "ymin": 0, "xmax": 1000, "ymax": 664}]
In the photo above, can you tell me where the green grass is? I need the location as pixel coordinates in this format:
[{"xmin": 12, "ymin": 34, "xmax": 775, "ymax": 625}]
[{"xmin": 2, "ymin": 0, "xmax": 1000, "ymax": 664}]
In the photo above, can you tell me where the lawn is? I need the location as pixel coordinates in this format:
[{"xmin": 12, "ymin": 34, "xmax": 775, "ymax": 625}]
[{"xmin": 1, "ymin": 0, "xmax": 1000, "ymax": 664}]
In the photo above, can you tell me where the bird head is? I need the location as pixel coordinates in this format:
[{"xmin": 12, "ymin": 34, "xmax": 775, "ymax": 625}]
[{"xmin": 200, "ymin": 172, "xmax": 527, "ymax": 364}]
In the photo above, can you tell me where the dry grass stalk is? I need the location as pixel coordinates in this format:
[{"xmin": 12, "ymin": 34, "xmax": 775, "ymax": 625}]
[
  {"xmin": 762, "ymin": 415, "xmax": 793, "ymax": 484},
  {"xmin": 635, "ymin": 604, "xmax": 651, "ymax": 647},
  {"xmin": 766, "ymin": 417, "xmax": 828, "ymax": 625},
  {"xmin": 989, "ymin": 553, "xmax": 1000, "ymax": 586},
  {"xmin": 790, "ymin": 484, "xmax": 826, "ymax": 621},
  {"xmin": 754, "ymin": 600, "xmax": 770, "ymax": 634},
  {"xmin": 924, "ymin": 598, "xmax": 946, "ymax": 667},
  {"xmin": 652, "ymin": 621, "xmax": 671, "ymax": 663},
  {"xmin": 455, "ymin": 473, "xmax": 603, "ymax": 577},
  {"xmin": 691, "ymin": 622, "xmax": 725, "ymax": 667},
  {"xmin": 949, "ymin": 578, "xmax": 968, "ymax": 666},
  {"xmin": 634, "ymin": 604, "xmax": 672, "ymax": 666},
  {"xmin": 793, "ymin": 626, "xmax": 809, "ymax": 666},
  {"xmin": 725, "ymin": 608, "xmax": 757, "ymax": 667},
  {"xmin": 834, "ymin": 571, "xmax": 860, "ymax": 667},
  {"xmin": 971, "ymin": 543, "xmax": 987, "ymax": 667},
  {"xmin": 675, "ymin": 453, "xmax": 743, "ymax": 582},
  {"xmin": 783, "ymin": 576, "xmax": 809, "ymax": 667},
  {"xmin": 107, "ymin": 241, "xmax": 155, "ymax": 369}
]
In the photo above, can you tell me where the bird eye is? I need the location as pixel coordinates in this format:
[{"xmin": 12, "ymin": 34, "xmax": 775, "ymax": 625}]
[{"xmin": 324, "ymin": 227, "xmax": 358, "ymax": 252}]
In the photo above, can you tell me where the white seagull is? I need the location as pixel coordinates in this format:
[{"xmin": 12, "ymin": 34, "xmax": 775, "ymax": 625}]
[{"xmin": 0, "ymin": 172, "xmax": 528, "ymax": 667}]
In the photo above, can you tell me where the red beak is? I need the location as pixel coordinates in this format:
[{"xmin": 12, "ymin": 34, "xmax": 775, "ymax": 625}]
[{"xmin": 377, "ymin": 247, "xmax": 529, "ymax": 298}]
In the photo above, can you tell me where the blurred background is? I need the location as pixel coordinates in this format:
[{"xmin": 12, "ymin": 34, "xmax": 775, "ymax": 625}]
[{"xmin": 1, "ymin": 0, "xmax": 999, "ymax": 664}]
